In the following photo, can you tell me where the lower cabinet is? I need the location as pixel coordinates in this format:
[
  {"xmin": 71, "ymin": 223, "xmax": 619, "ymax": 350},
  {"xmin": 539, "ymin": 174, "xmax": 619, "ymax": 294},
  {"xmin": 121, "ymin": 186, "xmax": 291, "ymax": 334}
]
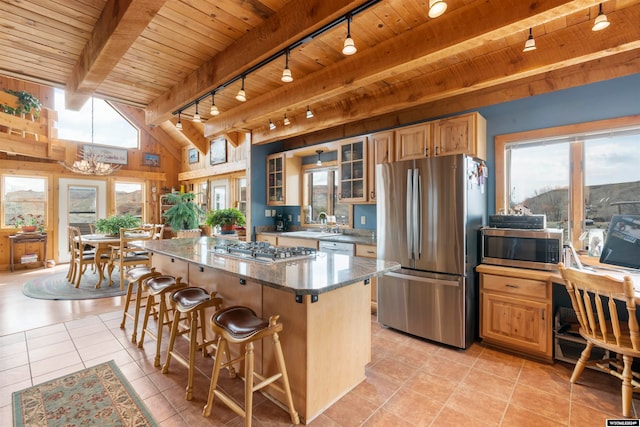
[
  {"xmin": 478, "ymin": 265, "xmax": 553, "ymax": 361},
  {"xmin": 356, "ymin": 243, "xmax": 377, "ymax": 313},
  {"xmin": 255, "ymin": 233, "xmax": 277, "ymax": 246}
]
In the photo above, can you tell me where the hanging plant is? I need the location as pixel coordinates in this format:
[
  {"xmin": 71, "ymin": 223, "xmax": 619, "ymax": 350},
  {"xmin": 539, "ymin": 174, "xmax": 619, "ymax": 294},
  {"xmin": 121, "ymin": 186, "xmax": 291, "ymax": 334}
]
[{"xmin": 1, "ymin": 89, "xmax": 42, "ymax": 118}]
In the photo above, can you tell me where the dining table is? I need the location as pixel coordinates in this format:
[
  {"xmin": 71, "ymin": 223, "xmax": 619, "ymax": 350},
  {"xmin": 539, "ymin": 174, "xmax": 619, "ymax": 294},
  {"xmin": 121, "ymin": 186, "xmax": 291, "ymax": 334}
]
[{"xmin": 76, "ymin": 234, "xmax": 120, "ymax": 289}]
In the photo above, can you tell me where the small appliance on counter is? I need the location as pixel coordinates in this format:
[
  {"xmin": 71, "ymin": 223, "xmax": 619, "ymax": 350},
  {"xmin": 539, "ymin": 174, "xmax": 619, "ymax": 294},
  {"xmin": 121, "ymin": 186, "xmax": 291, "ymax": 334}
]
[
  {"xmin": 275, "ymin": 214, "xmax": 287, "ymax": 232},
  {"xmin": 488, "ymin": 214, "xmax": 546, "ymax": 229}
]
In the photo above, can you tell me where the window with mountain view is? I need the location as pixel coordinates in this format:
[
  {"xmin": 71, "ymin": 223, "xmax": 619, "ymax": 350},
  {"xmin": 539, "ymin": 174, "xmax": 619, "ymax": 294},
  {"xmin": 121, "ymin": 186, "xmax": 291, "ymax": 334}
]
[
  {"xmin": 115, "ymin": 182, "xmax": 144, "ymax": 218},
  {"xmin": 504, "ymin": 125, "xmax": 640, "ymax": 251},
  {"xmin": 2, "ymin": 176, "xmax": 47, "ymax": 228}
]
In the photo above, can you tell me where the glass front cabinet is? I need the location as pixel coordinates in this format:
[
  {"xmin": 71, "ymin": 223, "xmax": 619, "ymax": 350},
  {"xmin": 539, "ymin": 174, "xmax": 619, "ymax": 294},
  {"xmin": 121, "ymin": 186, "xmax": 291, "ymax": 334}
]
[
  {"xmin": 267, "ymin": 153, "xmax": 301, "ymax": 206},
  {"xmin": 338, "ymin": 137, "xmax": 367, "ymax": 203}
]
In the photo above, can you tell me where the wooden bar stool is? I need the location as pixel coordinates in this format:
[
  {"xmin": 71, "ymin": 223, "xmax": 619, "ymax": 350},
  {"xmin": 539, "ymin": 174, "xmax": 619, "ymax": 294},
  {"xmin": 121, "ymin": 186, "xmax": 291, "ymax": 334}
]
[
  {"xmin": 137, "ymin": 275, "xmax": 186, "ymax": 367},
  {"xmin": 120, "ymin": 266, "xmax": 161, "ymax": 344},
  {"xmin": 203, "ymin": 306, "xmax": 299, "ymax": 426},
  {"xmin": 162, "ymin": 287, "xmax": 227, "ymax": 400}
]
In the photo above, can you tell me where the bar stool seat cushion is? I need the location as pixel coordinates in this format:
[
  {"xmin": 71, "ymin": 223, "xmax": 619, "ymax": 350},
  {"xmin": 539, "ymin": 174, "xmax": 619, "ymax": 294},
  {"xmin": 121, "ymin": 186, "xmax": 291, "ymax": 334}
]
[
  {"xmin": 213, "ymin": 306, "xmax": 269, "ymax": 340},
  {"xmin": 127, "ymin": 266, "xmax": 154, "ymax": 281},
  {"xmin": 146, "ymin": 275, "xmax": 177, "ymax": 294},
  {"xmin": 172, "ymin": 287, "xmax": 211, "ymax": 310}
]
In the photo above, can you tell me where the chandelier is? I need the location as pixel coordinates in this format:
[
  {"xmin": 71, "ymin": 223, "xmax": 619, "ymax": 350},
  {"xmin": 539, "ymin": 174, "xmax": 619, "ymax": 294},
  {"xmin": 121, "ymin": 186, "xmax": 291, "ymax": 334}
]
[
  {"xmin": 58, "ymin": 97, "xmax": 121, "ymax": 176},
  {"xmin": 59, "ymin": 149, "xmax": 122, "ymax": 175}
]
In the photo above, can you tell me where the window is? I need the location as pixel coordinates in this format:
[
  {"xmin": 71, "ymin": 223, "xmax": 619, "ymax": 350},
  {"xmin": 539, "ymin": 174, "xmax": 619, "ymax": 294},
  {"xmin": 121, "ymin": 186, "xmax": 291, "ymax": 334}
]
[
  {"xmin": 302, "ymin": 167, "xmax": 352, "ymax": 227},
  {"xmin": 115, "ymin": 182, "xmax": 144, "ymax": 219},
  {"xmin": 54, "ymin": 88, "xmax": 139, "ymax": 148},
  {"xmin": 497, "ymin": 116, "xmax": 640, "ymax": 249},
  {"xmin": 237, "ymin": 178, "xmax": 247, "ymax": 217},
  {"xmin": 2, "ymin": 176, "xmax": 47, "ymax": 228}
]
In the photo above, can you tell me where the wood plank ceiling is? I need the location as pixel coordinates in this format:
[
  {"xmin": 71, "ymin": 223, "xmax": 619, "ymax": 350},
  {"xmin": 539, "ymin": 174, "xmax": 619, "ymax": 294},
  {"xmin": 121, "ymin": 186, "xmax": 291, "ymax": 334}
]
[{"xmin": 1, "ymin": 0, "xmax": 639, "ymax": 150}]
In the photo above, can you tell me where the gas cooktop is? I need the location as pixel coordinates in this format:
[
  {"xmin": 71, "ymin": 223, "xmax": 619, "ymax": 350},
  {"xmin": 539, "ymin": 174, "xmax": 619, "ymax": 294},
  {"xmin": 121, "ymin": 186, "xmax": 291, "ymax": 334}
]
[{"xmin": 210, "ymin": 241, "xmax": 317, "ymax": 263}]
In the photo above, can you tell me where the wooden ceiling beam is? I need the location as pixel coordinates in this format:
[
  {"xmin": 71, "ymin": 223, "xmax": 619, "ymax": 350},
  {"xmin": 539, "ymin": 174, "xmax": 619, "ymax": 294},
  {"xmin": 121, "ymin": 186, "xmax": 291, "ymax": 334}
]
[
  {"xmin": 204, "ymin": 0, "xmax": 603, "ymax": 139},
  {"xmin": 65, "ymin": 0, "xmax": 167, "ymax": 110},
  {"xmin": 251, "ymin": 5, "xmax": 640, "ymax": 145},
  {"xmin": 145, "ymin": 0, "xmax": 370, "ymax": 125},
  {"xmin": 177, "ymin": 120, "xmax": 209, "ymax": 154}
]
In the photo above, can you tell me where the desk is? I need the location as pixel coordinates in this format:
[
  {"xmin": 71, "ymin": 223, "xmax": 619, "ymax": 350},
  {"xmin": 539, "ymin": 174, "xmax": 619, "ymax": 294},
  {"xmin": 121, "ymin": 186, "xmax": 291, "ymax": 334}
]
[
  {"xmin": 9, "ymin": 233, "xmax": 47, "ymax": 272},
  {"xmin": 78, "ymin": 234, "xmax": 120, "ymax": 288}
]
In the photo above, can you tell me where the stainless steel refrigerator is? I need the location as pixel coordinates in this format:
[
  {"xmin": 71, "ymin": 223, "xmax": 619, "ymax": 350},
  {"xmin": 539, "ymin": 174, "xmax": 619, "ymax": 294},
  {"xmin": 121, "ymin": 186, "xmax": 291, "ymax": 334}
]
[{"xmin": 376, "ymin": 154, "xmax": 486, "ymax": 349}]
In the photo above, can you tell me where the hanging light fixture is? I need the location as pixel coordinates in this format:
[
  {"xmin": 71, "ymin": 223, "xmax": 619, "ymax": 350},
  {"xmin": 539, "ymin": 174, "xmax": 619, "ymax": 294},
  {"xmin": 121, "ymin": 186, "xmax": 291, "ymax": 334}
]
[
  {"xmin": 342, "ymin": 15, "xmax": 357, "ymax": 55},
  {"xmin": 316, "ymin": 149, "xmax": 323, "ymax": 166},
  {"xmin": 59, "ymin": 98, "xmax": 122, "ymax": 176},
  {"xmin": 176, "ymin": 110, "xmax": 183, "ymax": 130},
  {"xmin": 209, "ymin": 92, "xmax": 219, "ymax": 116},
  {"xmin": 236, "ymin": 76, "xmax": 247, "ymax": 102},
  {"xmin": 283, "ymin": 113, "xmax": 291, "ymax": 126},
  {"xmin": 269, "ymin": 119, "xmax": 276, "ymax": 130},
  {"xmin": 192, "ymin": 100, "xmax": 201, "ymax": 122},
  {"xmin": 281, "ymin": 50, "xmax": 293, "ymax": 83},
  {"xmin": 428, "ymin": 0, "xmax": 447, "ymax": 18},
  {"xmin": 592, "ymin": 3, "xmax": 610, "ymax": 31},
  {"xmin": 523, "ymin": 28, "xmax": 536, "ymax": 52},
  {"xmin": 306, "ymin": 105, "xmax": 314, "ymax": 119}
]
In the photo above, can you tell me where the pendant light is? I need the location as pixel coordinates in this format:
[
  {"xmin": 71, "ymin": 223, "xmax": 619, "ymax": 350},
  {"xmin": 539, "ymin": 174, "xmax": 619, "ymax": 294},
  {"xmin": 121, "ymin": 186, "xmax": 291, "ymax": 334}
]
[
  {"xmin": 236, "ymin": 76, "xmax": 247, "ymax": 102},
  {"xmin": 342, "ymin": 15, "xmax": 357, "ymax": 55},
  {"xmin": 192, "ymin": 100, "xmax": 201, "ymax": 122},
  {"xmin": 209, "ymin": 91, "xmax": 219, "ymax": 116},
  {"xmin": 176, "ymin": 110, "xmax": 183, "ymax": 130},
  {"xmin": 58, "ymin": 98, "xmax": 122, "ymax": 176},
  {"xmin": 306, "ymin": 105, "xmax": 314, "ymax": 119},
  {"xmin": 523, "ymin": 28, "xmax": 536, "ymax": 52},
  {"xmin": 281, "ymin": 50, "xmax": 293, "ymax": 83},
  {"xmin": 269, "ymin": 119, "xmax": 276, "ymax": 130},
  {"xmin": 592, "ymin": 3, "xmax": 610, "ymax": 31},
  {"xmin": 316, "ymin": 149, "xmax": 323, "ymax": 166},
  {"xmin": 283, "ymin": 113, "xmax": 291, "ymax": 126},
  {"xmin": 428, "ymin": 0, "xmax": 447, "ymax": 19}
]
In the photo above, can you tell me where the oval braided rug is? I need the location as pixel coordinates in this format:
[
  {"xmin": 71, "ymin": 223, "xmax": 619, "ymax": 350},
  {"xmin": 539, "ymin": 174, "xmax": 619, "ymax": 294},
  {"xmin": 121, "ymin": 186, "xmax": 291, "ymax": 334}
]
[{"xmin": 22, "ymin": 269, "xmax": 126, "ymax": 300}]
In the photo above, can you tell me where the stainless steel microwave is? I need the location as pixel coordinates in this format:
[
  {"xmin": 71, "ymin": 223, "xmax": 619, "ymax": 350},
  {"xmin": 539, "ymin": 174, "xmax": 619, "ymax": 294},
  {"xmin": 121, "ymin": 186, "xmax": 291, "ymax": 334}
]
[{"xmin": 481, "ymin": 227, "xmax": 564, "ymax": 271}]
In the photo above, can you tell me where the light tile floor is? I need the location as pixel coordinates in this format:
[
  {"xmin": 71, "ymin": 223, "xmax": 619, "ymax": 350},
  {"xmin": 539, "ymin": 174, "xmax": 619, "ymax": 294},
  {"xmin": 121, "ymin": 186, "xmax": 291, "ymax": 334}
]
[{"xmin": 0, "ymin": 265, "xmax": 637, "ymax": 426}]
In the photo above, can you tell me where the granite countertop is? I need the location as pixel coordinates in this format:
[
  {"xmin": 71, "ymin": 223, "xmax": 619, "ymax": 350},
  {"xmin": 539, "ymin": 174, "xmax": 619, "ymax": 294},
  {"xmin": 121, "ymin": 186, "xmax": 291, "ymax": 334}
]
[
  {"xmin": 133, "ymin": 237, "xmax": 399, "ymax": 296},
  {"xmin": 257, "ymin": 230, "xmax": 377, "ymax": 245}
]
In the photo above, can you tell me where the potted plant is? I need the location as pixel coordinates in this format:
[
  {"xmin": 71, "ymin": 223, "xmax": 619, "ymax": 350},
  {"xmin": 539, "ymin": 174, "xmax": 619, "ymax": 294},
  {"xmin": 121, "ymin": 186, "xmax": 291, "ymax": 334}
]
[
  {"xmin": 1, "ymin": 89, "xmax": 42, "ymax": 118},
  {"xmin": 94, "ymin": 214, "xmax": 141, "ymax": 236},
  {"xmin": 11, "ymin": 213, "xmax": 44, "ymax": 233},
  {"xmin": 205, "ymin": 208, "xmax": 246, "ymax": 234},
  {"xmin": 162, "ymin": 192, "xmax": 204, "ymax": 238}
]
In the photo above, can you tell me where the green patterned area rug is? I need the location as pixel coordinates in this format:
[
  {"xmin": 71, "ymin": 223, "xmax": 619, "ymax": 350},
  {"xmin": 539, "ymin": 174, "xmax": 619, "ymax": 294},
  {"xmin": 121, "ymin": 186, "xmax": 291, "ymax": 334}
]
[
  {"xmin": 12, "ymin": 361, "xmax": 157, "ymax": 427},
  {"xmin": 22, "ymin": 269, "xmax": 126, "ymax": 300}
]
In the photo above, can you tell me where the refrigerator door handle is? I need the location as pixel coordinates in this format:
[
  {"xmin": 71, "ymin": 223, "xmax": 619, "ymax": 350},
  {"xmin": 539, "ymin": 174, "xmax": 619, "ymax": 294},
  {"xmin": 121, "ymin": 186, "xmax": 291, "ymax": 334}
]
[
  {"xmin": 385, "ymin": 271, "xmax": 460, "ymax": 288},
  {"xmin": 406, "ymin": 169, "xmax": 413, "ymax": 258},
  {"xmin": 414, "ymin": 168, "xmax": 422, "ymax": 259}
]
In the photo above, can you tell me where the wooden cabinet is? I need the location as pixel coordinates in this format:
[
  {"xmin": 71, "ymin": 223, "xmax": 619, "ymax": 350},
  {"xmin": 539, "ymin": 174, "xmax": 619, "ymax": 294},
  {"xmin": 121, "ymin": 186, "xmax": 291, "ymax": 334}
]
[
  {"xmin": 395, "ymin": 123, "xmax": 432, "ymax": 161},
  {"xmin": 367, "ymin": 130, "xmax": 394, "ymax": 203},
  {"xmin": 159, "ymin": 194, "xmax": 173, "ymax": 224},
  {"xmin": 266, "ymin": 153, "xmax": 301, "ymax": 206},
  {"xmin": 433, "ymin": 112, "xmax": 486, "ymax": 160},
  {"xmin": 338, "ymin": 137, "xmax": 367, "ymax": 203},
  {"xmin": 278, "ymin": 236, "xmax": 318, "ymax": 250},
  {"xmin": 356, "ymin": 244, "xmax": 378, "ymax": 312},
  {"xmin": 478, "ymin": 265, "xmax": 553, "ymax": 361}
]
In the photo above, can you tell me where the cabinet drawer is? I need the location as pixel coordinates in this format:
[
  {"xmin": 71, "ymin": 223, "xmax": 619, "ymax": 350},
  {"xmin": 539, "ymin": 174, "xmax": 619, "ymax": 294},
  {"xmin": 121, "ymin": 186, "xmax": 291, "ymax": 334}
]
[
  {"xmin": 482, "ymin": 274, "xmax": 549, "ymax": 299},
  {"xmin": 256, "ymin": 234, "xmax": 277, "ymax": 246},
  {"xmin": 355, "ymin": 244, "xmax": 377, "ymax": 258}
]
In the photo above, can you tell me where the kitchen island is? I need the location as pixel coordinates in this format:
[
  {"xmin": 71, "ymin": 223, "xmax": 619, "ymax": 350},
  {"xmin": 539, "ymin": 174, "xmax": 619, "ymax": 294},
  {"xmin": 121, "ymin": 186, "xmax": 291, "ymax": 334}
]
[{"xmin": 132, "ymin": 237, "xmax": 399, "ymax": 423}]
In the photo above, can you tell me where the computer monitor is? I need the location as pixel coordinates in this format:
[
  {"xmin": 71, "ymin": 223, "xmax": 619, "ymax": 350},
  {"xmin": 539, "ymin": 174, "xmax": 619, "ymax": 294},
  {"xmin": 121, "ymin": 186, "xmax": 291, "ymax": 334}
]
[{"xmin": 599, "ymin": 215, "xmax": 640, "ymax": 270}]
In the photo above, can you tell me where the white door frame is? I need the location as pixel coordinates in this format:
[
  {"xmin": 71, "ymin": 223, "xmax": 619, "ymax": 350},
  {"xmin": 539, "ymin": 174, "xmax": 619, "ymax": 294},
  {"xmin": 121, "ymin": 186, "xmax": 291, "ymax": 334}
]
[{"xmin": 58, "ymin": 178, "xmax": 107, "ymax": 262}]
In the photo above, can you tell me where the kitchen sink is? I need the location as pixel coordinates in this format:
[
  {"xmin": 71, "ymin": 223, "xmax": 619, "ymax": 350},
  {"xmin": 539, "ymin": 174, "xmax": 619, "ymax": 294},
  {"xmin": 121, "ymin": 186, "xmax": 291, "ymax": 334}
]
[{"xmin": 279, "ymin": 230, "xmax": 337, "ymax": 238}]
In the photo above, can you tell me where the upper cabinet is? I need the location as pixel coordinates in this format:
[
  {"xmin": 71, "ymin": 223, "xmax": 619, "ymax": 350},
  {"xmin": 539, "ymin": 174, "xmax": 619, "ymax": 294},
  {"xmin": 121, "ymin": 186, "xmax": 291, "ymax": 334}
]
[
  {"xmin": 434, "ymin": 112, "xmax": 486, "ymax": 160},
  {"xmin": 395, "ymin": 123, "xmax": 432, "ymax": 161},
  {"xmin": 267, "ymin": 153, "xmax": 301, "ymax": 206},
  {"xmin": 338, "ymin": 137, "xmax": 367, "ymax": 203},
  {"xmin": 367, "ymin": 130, "xmax": 394, "ymax": 203}
]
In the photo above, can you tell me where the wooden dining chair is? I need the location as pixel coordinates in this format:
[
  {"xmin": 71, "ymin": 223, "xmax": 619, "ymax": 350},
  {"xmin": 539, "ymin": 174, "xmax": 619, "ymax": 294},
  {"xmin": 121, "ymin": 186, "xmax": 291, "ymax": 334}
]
[
  {"xmin": 107, "ymin": 225, "xmax": 154, "ymax": 290},
  {"xmin": 558, "ymin": 262, "xmax": 640, "ymax": 417},
  {"xmin": 69, "ymin": 226, "xmax": 102, "ymax": 288}
]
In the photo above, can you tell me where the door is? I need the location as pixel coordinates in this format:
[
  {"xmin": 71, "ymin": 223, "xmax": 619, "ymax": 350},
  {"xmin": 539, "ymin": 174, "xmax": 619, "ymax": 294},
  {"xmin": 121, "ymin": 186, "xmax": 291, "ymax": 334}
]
[
  {"xmin": 210, "ymin": 180, "xmax": 228, "ymax": 210},
  {"xmin": 377, "ymin": 268, "xmax": 466, "ymax": 348},
  {"xmin": 415, "ymin": 155, "xmax": 466, "ymax": 275},
  {"xmin": 58, "ymin": 178, "xmax": 106, "ymax": 262}
]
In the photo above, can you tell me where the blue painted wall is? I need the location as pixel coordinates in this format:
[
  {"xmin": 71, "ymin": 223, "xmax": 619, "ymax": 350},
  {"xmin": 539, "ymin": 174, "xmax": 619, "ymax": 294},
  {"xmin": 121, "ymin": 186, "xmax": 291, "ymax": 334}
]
[{"xmin": 251, "ymin": 74, "xmax": 640, "ymax": 231}]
